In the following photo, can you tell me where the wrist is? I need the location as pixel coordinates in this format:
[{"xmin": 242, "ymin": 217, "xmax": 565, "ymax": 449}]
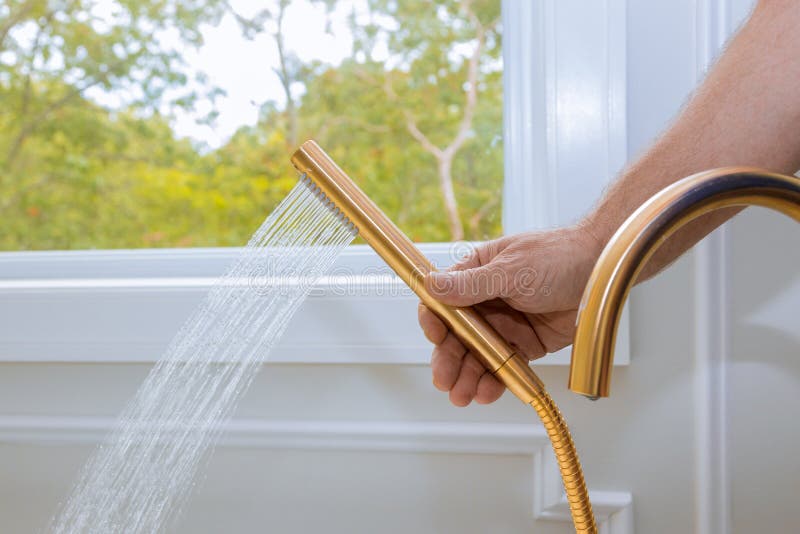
[
  {"xmin": 574, "ymin": 214, "xmax": 608, "ymax": 262},
  {"xmin": 561, "ymin": 220, "xmax": 607, "ymax": 307}
]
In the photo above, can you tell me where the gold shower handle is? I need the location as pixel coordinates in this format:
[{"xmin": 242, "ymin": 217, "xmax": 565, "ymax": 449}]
[{"xmin": 570, "ymin": 167, "xmax": 800, "ymax": 399}]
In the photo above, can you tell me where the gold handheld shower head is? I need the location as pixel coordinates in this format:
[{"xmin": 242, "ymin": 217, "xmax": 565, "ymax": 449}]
[
  {"xmin": 570, "ymin": 167, "xmax": 800, "ymax": 399},
  {"xmin": 291, "ymin": 140, "xmax": 545, "ymax": 401},
  {"xmin": 292, "ymin": 140, "xmax": 596, "ymax": 533}
]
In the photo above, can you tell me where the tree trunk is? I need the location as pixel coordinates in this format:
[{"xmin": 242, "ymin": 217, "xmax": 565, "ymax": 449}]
[
  {"xmin": 437, "ymin": 156, "xmax": 464, "ymax": 241},
  {"xmin": 274, "ymin": 2, "xmax": 297, "ymax": 148},
  {"xmin": 284, "ymin": 88, "xmax": 298, "ymax": 148}
]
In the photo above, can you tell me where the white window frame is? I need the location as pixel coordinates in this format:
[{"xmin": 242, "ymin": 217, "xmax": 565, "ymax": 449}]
[{"xmin": 0, "ymin": 0, "xmax": 629, "ymax": 367}]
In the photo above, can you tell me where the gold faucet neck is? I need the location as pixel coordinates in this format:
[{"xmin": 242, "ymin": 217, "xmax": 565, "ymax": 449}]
[{"xmin": 569, "ymin": 167, "xmax": 800, "ymax": 398}]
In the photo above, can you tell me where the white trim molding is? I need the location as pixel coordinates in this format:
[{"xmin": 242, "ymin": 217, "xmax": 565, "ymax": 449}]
[
  {"xmin": 0, "ymin": 415, "xmax": 634, "ymax": 533},
  {"xmin": 693, "ymin": 230, "xmax": 730, "ymax": 534},
  {"xmin": 533, "ymin": 443, "xmax": 633, "ymax": 534},
  {"xmin": 0, "ymin": 246, "xmax": 631, "ymax": 366},
  {"xmin": 692, "ymin": 1, "xmax": 751, "ymax": 533}
]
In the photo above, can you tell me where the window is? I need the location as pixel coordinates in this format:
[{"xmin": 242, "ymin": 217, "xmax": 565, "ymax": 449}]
[
  {"xmin": 1, "ymin": 0, "xmax": 503, "ymax": 250},
  {"xmin": 0, "ymin": 0, "xmax": 629, "ymax": 366}
]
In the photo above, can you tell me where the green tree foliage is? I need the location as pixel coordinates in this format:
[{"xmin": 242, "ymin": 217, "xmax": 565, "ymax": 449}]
[{"xmin": 0, "ymin": 0, "xmax": 502, "ymax": 250}]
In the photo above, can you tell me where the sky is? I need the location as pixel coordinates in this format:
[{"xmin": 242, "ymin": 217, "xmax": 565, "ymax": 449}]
[
  {"xmin": 170, "ymin": 0, "xmax": 370, "ymax": 149},
  {"xmin": 75, "ymin": 0, "xmax": 374, "ymax": 149}
]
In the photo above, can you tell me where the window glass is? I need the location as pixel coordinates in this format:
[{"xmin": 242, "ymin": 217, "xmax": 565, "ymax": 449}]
[{"xmin": 0, "ymin": 0, "xmax": 502, "ymax": 250}]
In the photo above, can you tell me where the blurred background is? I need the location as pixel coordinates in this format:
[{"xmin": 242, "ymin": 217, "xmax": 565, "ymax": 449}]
[{"xmin": 0, "ymin": 0, "xmax": 502, "ymax": 250}]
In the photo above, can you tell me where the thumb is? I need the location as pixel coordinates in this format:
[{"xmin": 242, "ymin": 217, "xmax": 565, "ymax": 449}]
[{"xmin": 425, "ymin": 263, "xmax": 507, "ymax": 307}]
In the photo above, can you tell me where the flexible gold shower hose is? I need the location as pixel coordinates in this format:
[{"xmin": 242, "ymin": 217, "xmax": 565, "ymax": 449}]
[{"xmin": 530, "ymin": 390, "xmax": 596, "ymax": 533}]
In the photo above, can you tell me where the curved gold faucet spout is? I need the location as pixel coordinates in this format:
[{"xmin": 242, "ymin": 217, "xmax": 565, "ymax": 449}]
[{"xmin": 569, "ymin": 167, "xmax": 800, "ymax": 399}]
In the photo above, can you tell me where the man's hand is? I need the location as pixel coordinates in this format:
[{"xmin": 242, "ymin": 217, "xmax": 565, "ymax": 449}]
[
  {"xmin": 419, "ymin": 0, "xmax": 800, "ymax": 408},
  {"xmin": 418, "ymin": 224, "xmax": 602, "ymax": 407}
]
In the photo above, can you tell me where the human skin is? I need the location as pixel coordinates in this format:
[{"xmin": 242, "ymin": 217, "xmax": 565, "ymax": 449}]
[{"xmin": 418, "ymin": 0, "xmax": 800, "ymax": 407}]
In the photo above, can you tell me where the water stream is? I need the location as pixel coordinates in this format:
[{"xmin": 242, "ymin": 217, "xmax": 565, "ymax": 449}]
[{"xmin": 51, "ymin": 178, "xmax": 355, "ymax": 533}]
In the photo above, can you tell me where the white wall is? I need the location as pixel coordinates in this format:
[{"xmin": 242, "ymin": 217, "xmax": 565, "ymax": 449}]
[
  {"xmin": 2, "ymin": 1, "xmax": 797, "ymax": 533},
  {"xmin": 728, "ymin": 208, "xmax": 800, "ymax": 533}
]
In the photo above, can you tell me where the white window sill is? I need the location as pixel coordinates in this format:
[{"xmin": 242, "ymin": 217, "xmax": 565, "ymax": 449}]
[{"xmin": 0, "ymin": 247, "xmax": 629, "ymax": 366}]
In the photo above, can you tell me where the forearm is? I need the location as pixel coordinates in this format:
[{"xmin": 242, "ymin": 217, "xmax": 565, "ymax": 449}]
[{"xmin": 585, "ymin": 0, "xmax": 800, "ymax": 279}]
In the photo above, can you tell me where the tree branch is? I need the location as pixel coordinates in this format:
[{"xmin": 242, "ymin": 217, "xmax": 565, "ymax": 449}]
[
  {"xmin": 316, "ymin": 115, "xmax": 390, "ymax": 141},
  {"xmin": 274, "ymin": 0, "xmax": 297, "ymax": 147},
  {"xmin": 382, "ymin": 74, "xmax": 443, "ymax": 158},
  {"xmin": 5, "ymin": 60, "xmax": 123, "ymax": 168},
  {"xmin": 0, "ymin": 173, "xmax": 48, "ymax": 212},
  {"xmin": 0, "ymin": 0, "xmax": 39, "ymax": 52},
  {"xmin": 468, "ymin": 194, "xmax": 499, "ymax": 236},
  {"xmin": 442, "ymin": 2, "xmax": 493, "ymax": 160}
]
